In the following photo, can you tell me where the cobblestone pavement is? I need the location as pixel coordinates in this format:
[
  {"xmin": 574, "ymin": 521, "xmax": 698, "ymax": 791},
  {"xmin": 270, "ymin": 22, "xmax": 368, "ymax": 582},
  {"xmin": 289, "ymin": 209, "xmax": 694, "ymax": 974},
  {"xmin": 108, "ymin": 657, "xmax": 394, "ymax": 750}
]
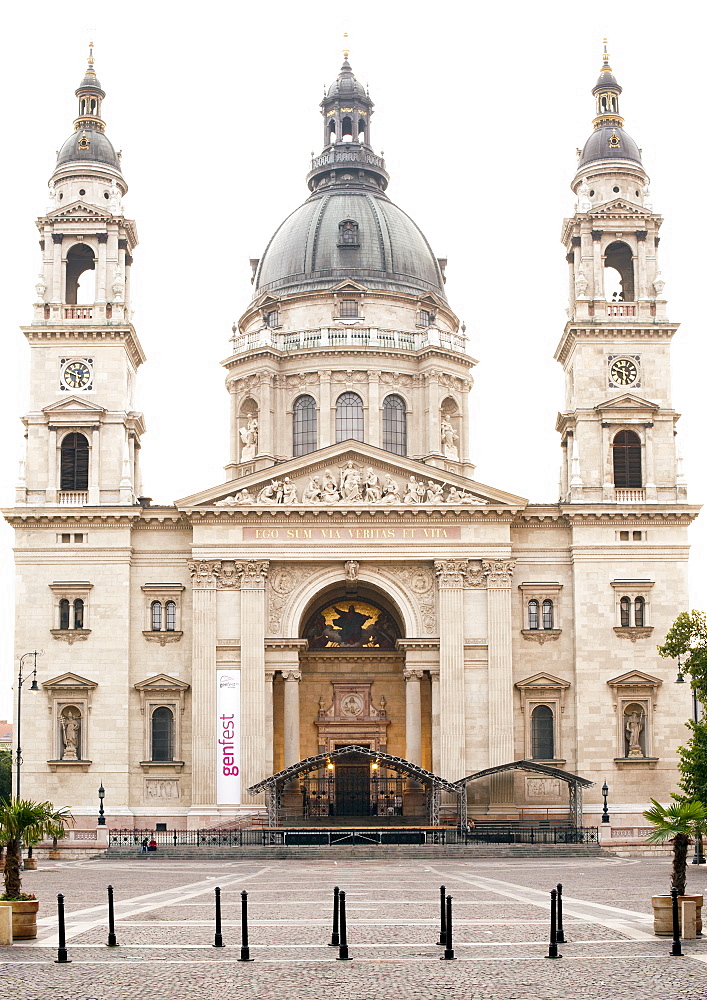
[{"xmin": 1, "ymin": 854, "xmax": 707, "ymax": 999}]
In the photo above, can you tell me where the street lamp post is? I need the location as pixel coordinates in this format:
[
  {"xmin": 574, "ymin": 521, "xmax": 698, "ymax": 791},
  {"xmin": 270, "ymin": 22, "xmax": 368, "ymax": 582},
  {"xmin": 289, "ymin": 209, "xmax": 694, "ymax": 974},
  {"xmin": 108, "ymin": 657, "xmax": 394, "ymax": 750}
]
[
  {"xmin": 601, "ymin": 781, "xmax": 610, "ymax": 823},
  {"xmin": 98, "ymin": 784, "xmax": 106, "ymax": 826},
  {"xmin": 15, "ymin": 651, "xmax": 41, "ymax": 799}
]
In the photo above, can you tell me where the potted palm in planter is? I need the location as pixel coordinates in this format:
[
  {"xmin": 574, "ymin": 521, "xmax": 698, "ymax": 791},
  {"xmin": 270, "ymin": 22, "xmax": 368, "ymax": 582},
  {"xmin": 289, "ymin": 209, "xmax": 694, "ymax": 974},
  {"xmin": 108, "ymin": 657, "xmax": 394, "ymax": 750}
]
[
  {"xmin": 643, "ymin": 798, "xmax": 705, "ymax": 935},
  {"xmin": 0, "ymin": 798, "xmax": 73, "ymax": 939}
]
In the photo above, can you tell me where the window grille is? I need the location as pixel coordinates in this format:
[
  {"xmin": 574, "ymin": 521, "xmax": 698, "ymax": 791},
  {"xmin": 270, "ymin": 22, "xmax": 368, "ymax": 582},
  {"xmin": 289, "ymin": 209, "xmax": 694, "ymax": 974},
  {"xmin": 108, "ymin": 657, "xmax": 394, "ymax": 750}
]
[
  {"xmin": 151, "ymin": 601, "xmax": 162, "ymax": 632},
  {"xmin": 340, "ymin": 299, "xmax": 358, "ymax": 318},
  {"xmin": 531, "ymin": 705, "xmax": 554, "ymax": 759},
  {"xmin": 620, "ymin": 596, "xmax": 631, "ymax": 628},
  {"xmin": 151, "ymin": 707, "xmax": 174, "ymax": 762},
  {"xmin": 165, "ymin": 601, "xmax": 176, "ymax": 632},
  {"xmin": 542, "ymin": 599, "xmax": 554, "ymax": 630},
  {"xmin": 528, "ymin": 600, "xmax": 539, "ymax": 630}
]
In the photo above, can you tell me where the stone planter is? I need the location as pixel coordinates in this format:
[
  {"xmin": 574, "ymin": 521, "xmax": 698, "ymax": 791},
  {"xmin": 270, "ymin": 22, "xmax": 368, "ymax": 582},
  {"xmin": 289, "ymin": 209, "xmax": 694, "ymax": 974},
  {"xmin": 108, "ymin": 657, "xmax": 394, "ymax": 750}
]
[
  {"xmin": 651, "ymin": 893, "xmax": 703, "ymax": 936},
  {"xmin": 0, "ymin": 899, "xmax": 40, "ymax": 939},
  {"xmin": 23, "ymin": 858, "xmax": 37, "ymax": 871}
]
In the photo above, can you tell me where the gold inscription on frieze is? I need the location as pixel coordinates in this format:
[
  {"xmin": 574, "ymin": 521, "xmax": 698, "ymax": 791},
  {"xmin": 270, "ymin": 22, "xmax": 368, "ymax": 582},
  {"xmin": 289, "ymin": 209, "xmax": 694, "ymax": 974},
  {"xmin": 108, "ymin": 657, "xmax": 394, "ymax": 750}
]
[{"xmin": 243, "ymin": 526, "xmax": 461, "ymax": 541}]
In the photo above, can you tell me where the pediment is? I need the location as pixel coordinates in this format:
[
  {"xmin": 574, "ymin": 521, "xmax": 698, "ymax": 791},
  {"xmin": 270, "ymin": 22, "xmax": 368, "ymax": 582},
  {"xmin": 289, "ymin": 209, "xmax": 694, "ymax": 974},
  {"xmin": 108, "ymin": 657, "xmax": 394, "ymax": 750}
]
[
  {"xmin": 134, "ymin": 673, "xmax": 190, "ymax": 693},
  {"xmin": 252, "ymin": 292, "xmax": 281, "ymax": 309},
  {"xmin": 607, "ymin": 669, "xmax": 662, "ymax": 689},
  {"xmin": 176, "ymin": 441, "xmax": 527, "ymax": 510},
  {"xmin": 48, "ymin": 200, "xmax": 112, "ymax": 222},
  {"xmin": 42, "ymin": 671, "xmax": 98, "ymax": 691},
  {"xmin": 43, "ymin": 396, "xmax": 106, "ymax": 416},
  {"xmin": 588, "ymin": 199, "xmax": 652, "ymax": 219},
  {"xmin": 515, "ymin": 672, "xmax": 571, "ymax": 691},
  {"xmin": 330, "ymin": 279, "xmax": 368, "ymax": 293},
  {"xmin": 595, "ymin": 392, "xmax": 659, "ymax": 412},
  {"xmin": 417, "ymin": 291, "xmax": 446, "ymax": 309}
]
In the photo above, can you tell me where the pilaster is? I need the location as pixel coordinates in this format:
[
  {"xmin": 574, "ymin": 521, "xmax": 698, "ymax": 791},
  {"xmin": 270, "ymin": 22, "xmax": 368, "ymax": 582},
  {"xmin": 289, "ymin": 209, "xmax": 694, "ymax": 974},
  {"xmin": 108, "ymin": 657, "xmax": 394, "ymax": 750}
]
[
  {"xmin": 483, "ymin": 558, "xmax": 516, "ymax": 810},
  {"xmin": 434, "ymin": 559, "xmax": 467, "ymax": 780},
  {"xmin": 403, "ymin": 668, "xmax": 423, "ymax": 764},
  {"xmin": 188, "ymin": 560, "xmax": 220, "ymax": 807},
  {"xmin": 282, "ymin": 669, "xmax": 302, "ymax": 767},
  {"xmin": 238, "ymin": 560, "xmax": 269, "ymax": 800}
]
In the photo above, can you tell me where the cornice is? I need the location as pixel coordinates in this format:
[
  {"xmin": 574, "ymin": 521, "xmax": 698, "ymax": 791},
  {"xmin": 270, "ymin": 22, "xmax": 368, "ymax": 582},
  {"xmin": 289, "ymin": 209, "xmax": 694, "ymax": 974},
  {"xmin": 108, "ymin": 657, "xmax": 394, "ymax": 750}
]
[
  {"xmin": 22, "ymin": 324, "xmax": 147, "ymax": 369},
  {"xmin": 184, "ymin": 506, "xmax": 521, "ymax": 523},
  {"xmin": 555, "ymin": 323, "xmax": 678, "ymax": 366},
  {"xmin": 2, "ymin": 508, "xmax": 187, "ymax": 528},
  {"xmin": 221, "ymin": 344, "xmax": 474, "ymax": 372}
]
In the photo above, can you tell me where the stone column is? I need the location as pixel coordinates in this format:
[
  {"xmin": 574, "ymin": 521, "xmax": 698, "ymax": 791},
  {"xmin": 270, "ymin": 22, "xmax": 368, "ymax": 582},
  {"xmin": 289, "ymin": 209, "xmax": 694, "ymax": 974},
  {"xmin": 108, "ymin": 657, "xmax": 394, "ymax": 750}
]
[
  {"xmin": 51, "ymin": 234, "xmax": 63, "ymax": 302},
  {"xmin": 644, "ymin": 422, "xmax": 656, "ymax": 500},
  {"xmin": 89, "ymin": 425, "xmax": 100, "ymax": 504},
  {"xmin": 426, "ymin": 372, "xmax": 442, "ymax": 456},
  {"xmin": 403, "ymin": 668, "xmax": 423, "ymax": 764},
  {"xmin": 429, "ymin": 668, "xmax": 441, "ymax": 775},
  {"xmin": 237, "ymin": 560, "xmax": 269, "ymax": 802},
  {"xmin": 601, "ymin": 421, "xmax": 613, "ymax": 500},
  {"xmin": 188, "ymin": 560, "xmax": 221, "ymax": 809},
  {"xmin": 97, "ymin": 233, "xmax": 108, "ymax": 300},
  {"xmin": 483, "ymin": 559, "xmax": 516, "ymax": 809},
  {"xmin": 592, "ymin": 230, "xmax": 603, "ymax": 297},
  {"xmin": 319, "ymin": 371, "xmax": 331, "ymax": 448},
  {"xmin": 367, "ymin": 371, "xmax": 380, "ymax": 448},
  {"xmin": 259, "ymin": 374, "xmax": 273, "ymax": 460},
  {"xmin": 434, "ymin": 559, "xmax": 467, "ymax": 780},
  {"xmin": 283, "ymin": 670, "xmax": 302, "ymax": 767},
  {"xmin": 264, "ymin": 670, "xmax": 275, "ymax": 778},
  {"xmin": 228, "ymin": 384, "xmax": 239, "ymax": 473},
  {"xmin": 47, "ymin": 426, "xmax": 58, "ymax": 502}
]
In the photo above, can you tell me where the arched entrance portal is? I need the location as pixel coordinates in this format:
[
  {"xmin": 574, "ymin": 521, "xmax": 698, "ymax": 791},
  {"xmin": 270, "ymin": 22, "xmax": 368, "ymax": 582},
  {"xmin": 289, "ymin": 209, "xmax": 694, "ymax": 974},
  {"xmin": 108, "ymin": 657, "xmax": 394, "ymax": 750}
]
[{"xmin": 248, "ymin": 745, "xmax": 459, "ymax": 826}]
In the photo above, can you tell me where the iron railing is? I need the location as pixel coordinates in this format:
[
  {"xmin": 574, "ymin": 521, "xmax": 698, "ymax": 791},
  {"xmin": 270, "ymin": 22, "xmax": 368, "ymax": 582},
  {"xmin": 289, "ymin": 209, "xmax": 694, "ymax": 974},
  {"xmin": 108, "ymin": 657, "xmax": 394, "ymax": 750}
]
[{"xmin": 109, "ymin": 825, "xmax": 599, "ymax": 848}]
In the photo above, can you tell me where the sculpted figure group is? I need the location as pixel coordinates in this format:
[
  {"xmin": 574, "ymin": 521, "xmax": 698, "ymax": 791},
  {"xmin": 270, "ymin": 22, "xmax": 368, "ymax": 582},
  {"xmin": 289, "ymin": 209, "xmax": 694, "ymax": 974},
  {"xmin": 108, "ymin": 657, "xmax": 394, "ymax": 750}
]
[{"xmin": 216, "ymin": 464, "xmax": 484, "ymax": 507}]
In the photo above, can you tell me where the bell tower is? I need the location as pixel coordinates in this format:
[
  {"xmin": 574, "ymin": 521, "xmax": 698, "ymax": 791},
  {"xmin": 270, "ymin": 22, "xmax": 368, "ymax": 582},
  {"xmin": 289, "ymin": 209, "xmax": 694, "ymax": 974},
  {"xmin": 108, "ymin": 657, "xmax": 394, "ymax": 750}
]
[
  {"xmin": 18, "ymin": 46, "xmax": 146, "ymax": 507},
  {"xmin": 556, "ymin": 43, "xmax": 684, "ymax": 504}
]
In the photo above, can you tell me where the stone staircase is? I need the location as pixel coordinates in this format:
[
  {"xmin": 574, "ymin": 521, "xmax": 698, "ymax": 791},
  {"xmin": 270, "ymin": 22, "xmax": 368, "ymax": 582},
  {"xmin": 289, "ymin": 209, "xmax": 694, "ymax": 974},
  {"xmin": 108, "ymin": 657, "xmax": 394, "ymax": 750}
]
[{"xmin": 106, "ymin": 843, "xmax": 605, "ymax": 861}]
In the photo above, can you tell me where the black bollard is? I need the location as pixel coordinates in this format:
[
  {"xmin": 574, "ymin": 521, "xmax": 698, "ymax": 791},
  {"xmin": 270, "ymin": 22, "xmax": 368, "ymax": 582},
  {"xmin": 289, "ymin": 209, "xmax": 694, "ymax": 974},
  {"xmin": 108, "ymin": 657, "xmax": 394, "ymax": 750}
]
[
  {"xmin": 437, "ymin": 884, "xmax": 447, "ymax": 945},
  {"xmin": 670, "ymin": 886, "xmax": 683, "ymax": 957},
  {"xmin": 213, "ymin": 886, "xmax": 224, "ymax": 948},
  {"xmin": 441, "ymin": 894, "xmax": 455, "ymax": 960},
  {"xmin": 107, "ymin": 884, "xmax": 118, "ymax": 947},
  {"xmin": 556, "ymin": 883, "xmax": 565, "ymax": 944},
  {"xmin": 329, "ymin": 886, "xmax": 340, "ymax": 946},
  {"xmin": 55, "ymin": 893, "xmax": 71, "ymax": 964},
  {"xmin": 238, "ymin": 890, "xmax": 253, "ymax": 961},
  {"xmin": 337, "ymin": 890, "xmax": 352, "ymax": 961},
  {"xmin": 546, "ymin": 888, "xmax": 562, "ymax": 959}
]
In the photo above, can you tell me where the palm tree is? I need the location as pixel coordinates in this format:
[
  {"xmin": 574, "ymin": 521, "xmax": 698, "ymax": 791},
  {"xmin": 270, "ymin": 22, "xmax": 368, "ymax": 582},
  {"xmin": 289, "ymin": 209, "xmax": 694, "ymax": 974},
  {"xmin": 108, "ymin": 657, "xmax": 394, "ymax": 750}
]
[
  {"xmin": 0, "ymin": 799, "xmax": 73, "ymax": 899},
  {"xmin": 643, "ymin": 798, "xmax": 706, "ymax": 896}
]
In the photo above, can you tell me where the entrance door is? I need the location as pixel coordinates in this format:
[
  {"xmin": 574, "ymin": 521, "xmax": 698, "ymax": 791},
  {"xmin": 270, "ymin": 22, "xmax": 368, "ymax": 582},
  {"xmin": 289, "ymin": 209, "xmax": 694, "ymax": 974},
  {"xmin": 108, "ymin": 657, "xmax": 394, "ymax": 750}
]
[{"xmin": 335, "ymin": 765, "xmax": 370, "ymax": 816}]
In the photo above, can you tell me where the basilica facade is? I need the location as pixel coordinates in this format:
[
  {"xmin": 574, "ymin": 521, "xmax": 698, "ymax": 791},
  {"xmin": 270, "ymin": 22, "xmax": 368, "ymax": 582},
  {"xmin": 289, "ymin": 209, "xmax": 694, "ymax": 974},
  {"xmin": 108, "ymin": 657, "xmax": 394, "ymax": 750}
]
[{"xmin": 5, "ymin": 45, "xmax": 697, "ymax": 830}]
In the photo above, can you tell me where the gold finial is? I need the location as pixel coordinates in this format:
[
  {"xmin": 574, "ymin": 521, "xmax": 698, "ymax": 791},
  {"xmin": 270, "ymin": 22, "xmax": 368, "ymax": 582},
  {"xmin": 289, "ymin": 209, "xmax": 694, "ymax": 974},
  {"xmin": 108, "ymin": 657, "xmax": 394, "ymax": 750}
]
[
  {"xmin": 87, "ymin": 40, "xmax": 95, "ymax": 71},
  {"xmin": 602, "ymin": 37, "xmax": 610, "ymax": 65},
  {"xmin": 343, "ymin": 31, "xmax": 349, "ymax": 60}
]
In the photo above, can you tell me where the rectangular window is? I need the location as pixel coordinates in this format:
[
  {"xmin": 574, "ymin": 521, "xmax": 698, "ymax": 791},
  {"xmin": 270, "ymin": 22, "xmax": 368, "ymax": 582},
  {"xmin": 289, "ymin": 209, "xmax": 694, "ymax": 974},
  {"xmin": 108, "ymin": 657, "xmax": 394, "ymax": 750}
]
[
  {"xmin": 61, "ymin": 533, "xmax": 71, "ymax": 543},
  {"xmin": 632, "ymin": 531, "xmax": 642, "ymax": 541},
  {"xmin": 619, "ymin": 530, "xmax": 629, "ymax": 541},
  {"xmin": 266, "ymin": 310, "xmax": 279, "ymax": 328},
  {"xmin": 419, "ymin": 309, "xmax": 432, "ymax": 327},
  {"xmin": 340, "ymin": 299, "xmax": 358, "ymax": 318}
]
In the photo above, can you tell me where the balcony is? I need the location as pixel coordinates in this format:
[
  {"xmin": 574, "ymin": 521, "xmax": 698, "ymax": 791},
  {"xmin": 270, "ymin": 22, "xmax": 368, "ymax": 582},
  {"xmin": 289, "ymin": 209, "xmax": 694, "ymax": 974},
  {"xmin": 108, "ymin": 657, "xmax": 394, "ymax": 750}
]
[
  {"xmin": 229, "ymin": 326, "xmax": 467, "ymax": 357},
  {"xmin": 32, "ymin": 302, "xmax": 129, "ymax": 325},
  {"xmin": 615, "ymin": 489, "xmax": 645, "ymax": 503},
  {"xmin": 571, "ymin": 299, "xmax": 668, "ymax": 323},
  {"xmin": 58, "ymin": 491, "xmax": 89, "ymax": 505}
]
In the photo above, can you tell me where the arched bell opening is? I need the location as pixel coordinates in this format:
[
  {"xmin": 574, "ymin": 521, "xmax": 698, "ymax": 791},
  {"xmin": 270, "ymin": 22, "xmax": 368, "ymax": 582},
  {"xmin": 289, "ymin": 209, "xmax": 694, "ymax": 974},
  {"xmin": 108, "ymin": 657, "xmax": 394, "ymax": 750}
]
[
  {"xmin": 604, "ymin": 241, "xmax": 635, "ymax": 301},
  {"xmin": 66, "ymin": 244, "xmax": 96, "ymax": 305}
]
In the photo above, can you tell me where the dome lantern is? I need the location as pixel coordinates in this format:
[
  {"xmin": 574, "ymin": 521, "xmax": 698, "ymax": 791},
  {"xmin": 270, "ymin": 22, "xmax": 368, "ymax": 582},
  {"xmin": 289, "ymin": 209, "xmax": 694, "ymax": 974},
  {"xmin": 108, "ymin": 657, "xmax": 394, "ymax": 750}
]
[{"xmin": 576, "ymin": 41, "xmax": 643, "ymax": 171}]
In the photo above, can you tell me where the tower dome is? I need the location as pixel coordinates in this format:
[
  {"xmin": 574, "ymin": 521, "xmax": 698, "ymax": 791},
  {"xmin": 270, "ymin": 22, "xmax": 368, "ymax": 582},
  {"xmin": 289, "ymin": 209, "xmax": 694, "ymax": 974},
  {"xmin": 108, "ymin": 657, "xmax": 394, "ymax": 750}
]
[
  {"xmin": 252, "ymin": 53, "xmax": 447, "ymax": 302},
  {"xmin": 576, "ymin": 41, "xmax": 642, "ymax": 170}
]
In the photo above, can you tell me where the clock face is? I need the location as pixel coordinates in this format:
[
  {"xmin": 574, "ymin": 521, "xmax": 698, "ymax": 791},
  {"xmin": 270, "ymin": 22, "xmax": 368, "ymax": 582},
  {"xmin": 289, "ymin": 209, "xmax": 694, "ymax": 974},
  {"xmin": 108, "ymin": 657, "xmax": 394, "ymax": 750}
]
[
  {"xmin": 62, "ymin": 360, "xmax": 92, "ymax": 389},
  {"xmin": 610, "ymin": 358, "xmax": 638, "ymax": 386}
]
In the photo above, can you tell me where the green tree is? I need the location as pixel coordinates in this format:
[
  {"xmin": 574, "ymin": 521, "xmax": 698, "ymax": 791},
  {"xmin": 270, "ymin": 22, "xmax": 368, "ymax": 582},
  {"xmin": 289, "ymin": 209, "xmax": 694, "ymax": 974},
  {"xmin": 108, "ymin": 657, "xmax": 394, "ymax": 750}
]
[
  {"xmin": 643, "ymin": 798, "xmax": 706, "ymax": 896},
  {"xmin": 0, "ymin": 799, "xmax": 73, "ymax": 899},
  {"xmin": 657, "ymin": 610, "xmax": 707, "ymax": 702},
  {"xmin": 0, "ymin": 750, "xmax": 11, "ymax": 802},
  {"xmin": 676, "ymin": 718, "xmax": 707, "ymax": 804}
]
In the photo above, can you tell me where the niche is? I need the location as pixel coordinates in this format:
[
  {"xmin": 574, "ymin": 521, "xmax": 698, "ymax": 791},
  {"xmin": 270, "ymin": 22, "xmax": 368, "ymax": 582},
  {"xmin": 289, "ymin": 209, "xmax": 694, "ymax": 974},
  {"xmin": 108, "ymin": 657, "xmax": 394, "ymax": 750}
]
[{"xmin": 239, "ymin": 397, "xmax": 259, "ymax": 461}]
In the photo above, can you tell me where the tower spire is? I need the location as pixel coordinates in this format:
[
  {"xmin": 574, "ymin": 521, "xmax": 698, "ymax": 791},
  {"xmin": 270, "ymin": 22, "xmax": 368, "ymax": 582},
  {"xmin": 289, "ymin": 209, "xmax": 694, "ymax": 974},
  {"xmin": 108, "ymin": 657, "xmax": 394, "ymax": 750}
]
[{"xmin": 74, "ymin": 41, "xmax": 107, "ymax": 135}]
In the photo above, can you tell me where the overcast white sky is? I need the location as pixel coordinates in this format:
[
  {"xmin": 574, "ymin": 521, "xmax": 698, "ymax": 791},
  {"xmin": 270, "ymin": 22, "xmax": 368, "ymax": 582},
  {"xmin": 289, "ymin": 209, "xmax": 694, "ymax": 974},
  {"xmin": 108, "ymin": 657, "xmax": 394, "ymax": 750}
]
[{"xmin": 1, "ymin": 1, "xmax": 705, "ymax": 718}]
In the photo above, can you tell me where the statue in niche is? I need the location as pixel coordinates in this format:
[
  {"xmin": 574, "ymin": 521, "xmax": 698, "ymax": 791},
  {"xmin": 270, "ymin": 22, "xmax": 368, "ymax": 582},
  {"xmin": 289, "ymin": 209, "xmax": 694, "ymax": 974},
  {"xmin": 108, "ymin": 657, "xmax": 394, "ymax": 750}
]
[
  {"xmin": 35, "ymin": 274, "xmax": 47, "ymax": 301},
  {"xmin": 574, "ymin": 269, "xmax": 588, "ymax": 298},
  {"xmin": 653, "ymin": 272, "xmax": 665, "ymax": 297},
  {"xmin": 239, "ymin": 413, "xmax": 259, "ymax": 460},
  {"xmin": 61, "ymin": 708, "xmax": 81, "ymax": 760},
  {"xmin": 47, "ymin": 180, "xmax": 57, "ymax": 214},
  {"xmin": 577, "ymin": 179, "xmax": 592, "ymax": 212},
  {"xmin": 625, "ymin": 710, "xmax": 645, "ymax": 757},
  {"xmin": 108, "ymin": 180, "xmax": 123, "ymax": 215},
  {"xmin": 112, "ymin": 267, "xmax": 125, "ymax": 302},
  {"xmin": 441, "ymin": 416, "xmax": 459, "ymax": 460}
]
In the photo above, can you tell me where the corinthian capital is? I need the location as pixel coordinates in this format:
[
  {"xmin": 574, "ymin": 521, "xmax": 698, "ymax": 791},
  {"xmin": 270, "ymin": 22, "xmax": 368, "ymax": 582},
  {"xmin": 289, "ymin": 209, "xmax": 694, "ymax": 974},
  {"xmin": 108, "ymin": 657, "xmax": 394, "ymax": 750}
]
[
  {"xmin": 235, "ymin": 559, "xmax": 269, "ymax": 589},
  {"xmin": 187, "ymin": 560, "xmax": 221, "ymax": 589},
  {"xmin": 482, "ymin": 559, "xmax": 516, "ymax": 588},
  {"xmin": 434, "ymin": 558, "xmax": 469, "ymax": 588}
]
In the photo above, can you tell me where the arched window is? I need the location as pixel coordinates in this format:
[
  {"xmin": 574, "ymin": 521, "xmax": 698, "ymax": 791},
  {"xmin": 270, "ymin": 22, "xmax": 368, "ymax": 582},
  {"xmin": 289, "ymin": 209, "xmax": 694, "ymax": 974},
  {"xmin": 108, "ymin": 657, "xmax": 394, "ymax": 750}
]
[
  {"xmin": 527, "ymin": 600, "xmax": 539, "ymax": 630},
  {"xmin": 59, "ymin": 599, "xmax": 70, "ymax": 630},
  {"xmin": 542, "ymin": 600, "xmax": 554, "ymax": 630},
  {"xmin": 531, "ymin": 705, "xmax": 554, "ymax": 760},
  {"xmin": 293, "ymin": 395, "xmax": 317, "ymax": 456},
  {"xmin": 60, "ymin": 432, "xmax": 89, "ymax": 491},
  {"xmin": 634, "ymin": 596, "xmax": 645, "ymax": 628},
  {"xmin": 151, "ymin": 601, "xmax": 162, "ymax": 632},
  {"xmin": 613, "ymin": 430, "xmax": 641, "ymax": 488},
  {"xmin": 73, "ymin": 598, "xmax": 84, "ymax": 629},
  {"xmin": 604, "ymin": 241, "xmax": 635, "ymax": 301},
  {"xmin": 165, "ymin": 601, "xmax": 177, "ymax": 632},
  {"xmin": 341, "ymin": 115, "xmax": 353, "ymax": 141},
  {"xmin": 336, "ymin": 392, "xmax": 364, "ymax": 443},
  {"xmin": 382, "ymin": 395, "xmax": 407, "ymax": 456},
  {"xmin": 620, "ymin": 596, "xmax": 631, "ymax": 628},
  {"xmin": 151, "ymin": 707, "xmax": 174, "ymax": 762},
  {"xmin": 65, "ymin": 244, "xmax": 96, "ymax": 305}
]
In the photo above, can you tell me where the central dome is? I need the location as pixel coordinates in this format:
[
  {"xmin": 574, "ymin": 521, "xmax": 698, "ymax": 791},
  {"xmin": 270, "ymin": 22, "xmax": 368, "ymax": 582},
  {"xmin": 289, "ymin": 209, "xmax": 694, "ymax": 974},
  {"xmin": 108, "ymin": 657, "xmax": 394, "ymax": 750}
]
[{"xmin": 255, "ymin": 187, "xmax": 447, "ymax": 300}]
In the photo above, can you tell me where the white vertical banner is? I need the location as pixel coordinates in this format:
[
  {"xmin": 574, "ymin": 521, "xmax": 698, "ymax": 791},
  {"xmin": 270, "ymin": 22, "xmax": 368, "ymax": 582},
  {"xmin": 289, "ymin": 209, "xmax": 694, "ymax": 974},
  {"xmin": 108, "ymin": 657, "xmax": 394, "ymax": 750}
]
[{"xmin": 216, "ymin": 670, "xmax": 241, "ymax": 804}]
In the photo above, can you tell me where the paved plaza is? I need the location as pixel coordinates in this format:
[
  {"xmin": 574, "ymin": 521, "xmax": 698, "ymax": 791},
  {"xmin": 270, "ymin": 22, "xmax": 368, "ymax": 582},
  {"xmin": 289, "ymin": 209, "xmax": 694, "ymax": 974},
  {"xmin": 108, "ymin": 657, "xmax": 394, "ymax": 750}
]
[{"xmin": 2, "ymin": 853, "xmax": 707, "ymax": 999}]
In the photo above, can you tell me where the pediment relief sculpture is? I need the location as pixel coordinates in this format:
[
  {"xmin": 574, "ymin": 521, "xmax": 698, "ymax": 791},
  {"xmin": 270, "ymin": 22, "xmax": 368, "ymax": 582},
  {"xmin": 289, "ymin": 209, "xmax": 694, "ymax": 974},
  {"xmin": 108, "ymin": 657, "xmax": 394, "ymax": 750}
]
[{"xmin": 215, "ymin": 461, "xmax": 487, "ymax": 508}]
